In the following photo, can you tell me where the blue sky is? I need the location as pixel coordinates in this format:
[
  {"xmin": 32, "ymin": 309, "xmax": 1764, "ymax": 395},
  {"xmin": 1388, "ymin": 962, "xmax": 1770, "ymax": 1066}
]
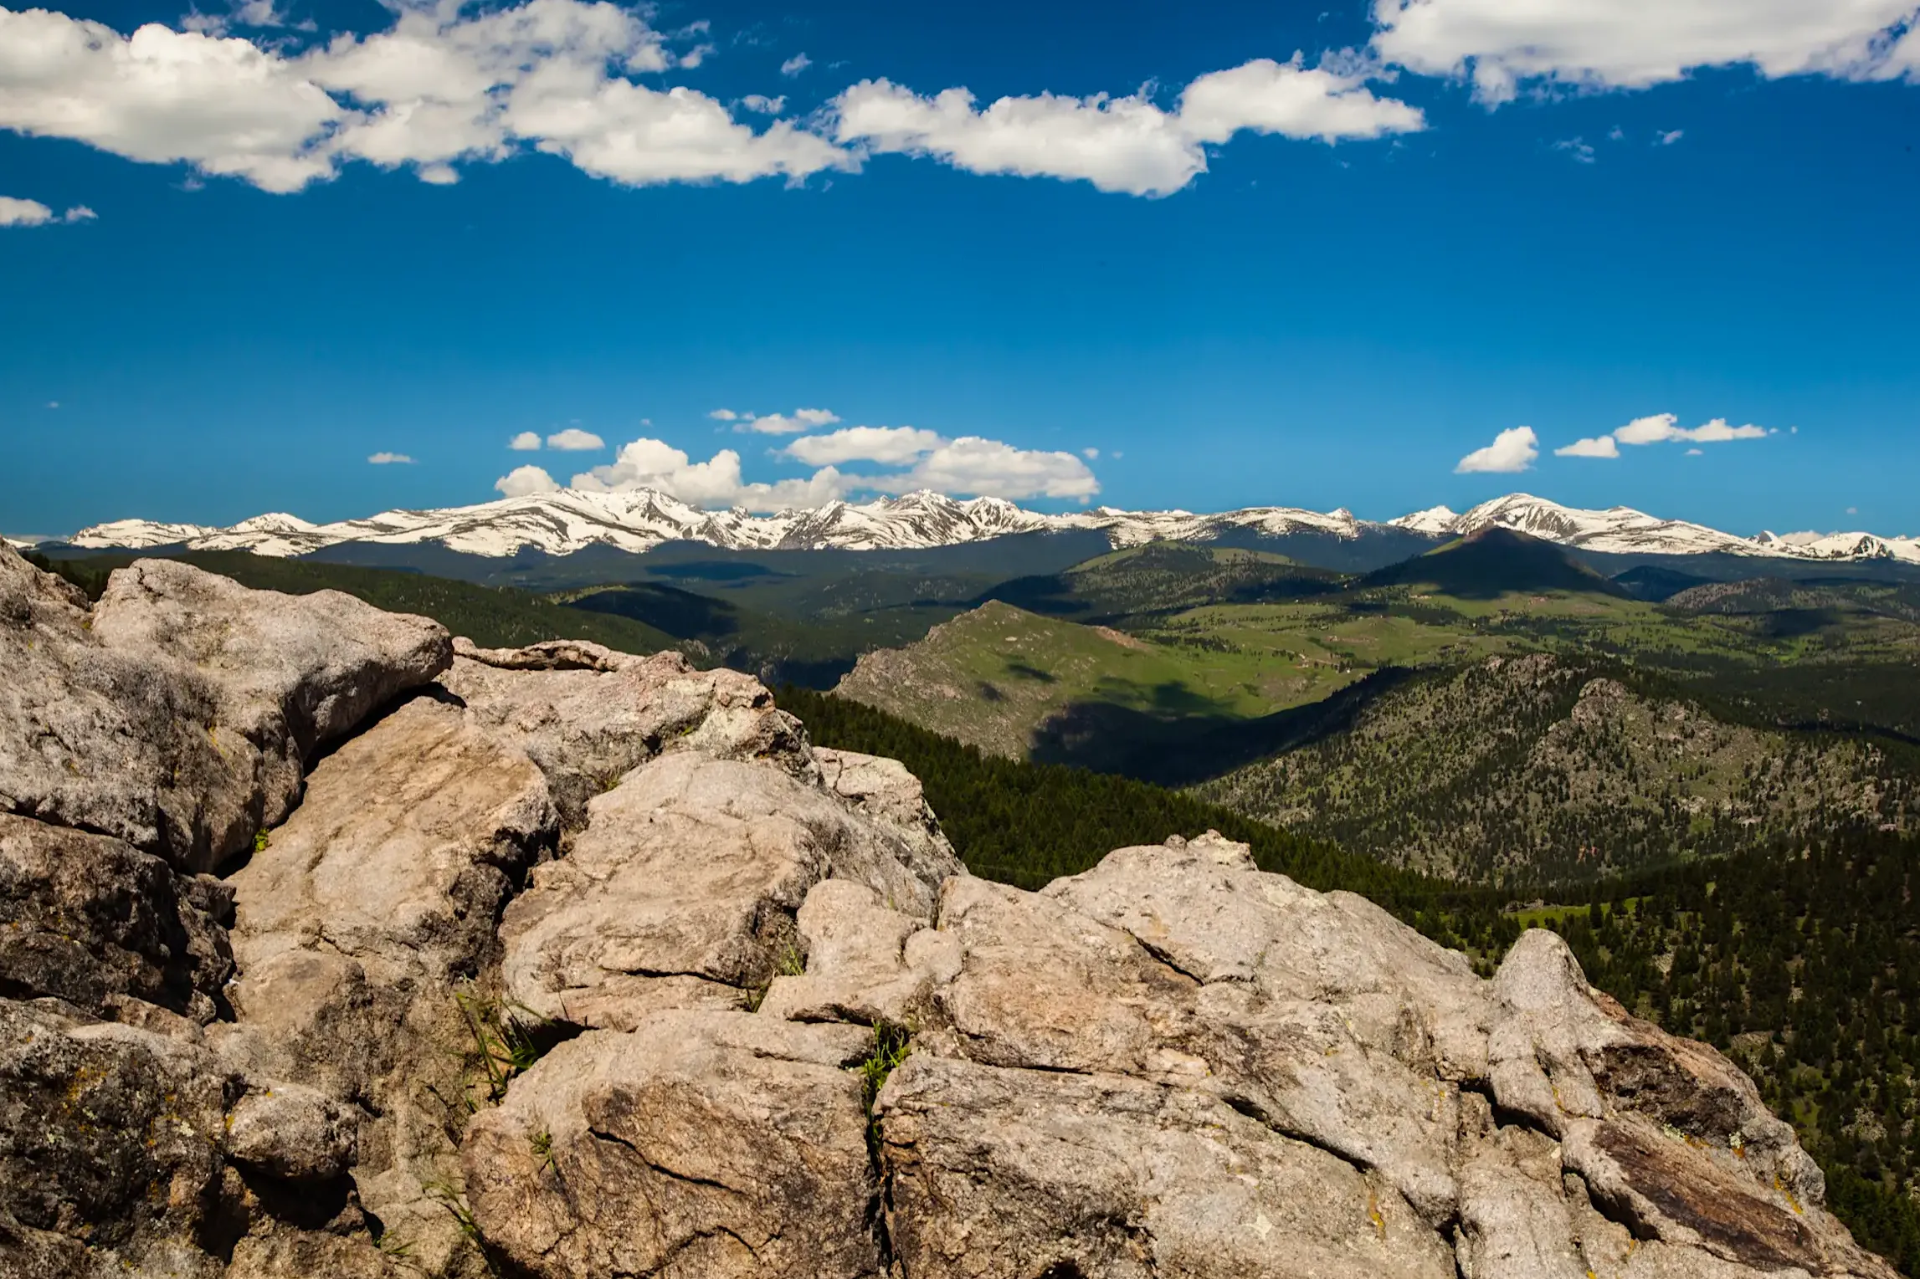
[{"xmin": 3, "ymin": 0, "xmax": 1918, "ymax": 539}]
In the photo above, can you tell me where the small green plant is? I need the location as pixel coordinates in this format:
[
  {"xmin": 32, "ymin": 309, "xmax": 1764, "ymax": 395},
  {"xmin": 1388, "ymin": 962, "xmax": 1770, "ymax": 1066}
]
[
  {"xmin": 775, "ymin": 942, "xmax": 807, "ymax": 978},
  {"xmin": 856, "ymin": 1019, "xmax": 912, "ymax": 1164},
  {"xmin": 253, "ymin": 829, "xmax": 270, "ymax": 855},
  {"xmin": 423, "ymin": 1178, "xmax": 492, "ymax": 1272},
  {"xmin": 375, "ymin": 1230, "xmax": 414, "ymax": 1259},
  {"xmin": 530, "ymin": 1128, "xmax": 556, "ymax": 1172},
  {"xmin": 454, "ymin": 986, "xmax": 548, "ymax": 1103}
]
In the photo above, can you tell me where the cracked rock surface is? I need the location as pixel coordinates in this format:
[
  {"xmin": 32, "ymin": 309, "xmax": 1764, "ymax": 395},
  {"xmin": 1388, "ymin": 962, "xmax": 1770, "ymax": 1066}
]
[{"xmin": 0, "ymin": 543, "xmax": 1900, "ymax": 1279}]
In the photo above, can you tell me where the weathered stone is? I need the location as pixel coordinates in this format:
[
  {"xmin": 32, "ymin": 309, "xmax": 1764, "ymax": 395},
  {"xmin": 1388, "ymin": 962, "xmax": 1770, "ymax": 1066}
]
[
  {"xmin": 463, "ymin": 1011, "xmax": 880, "ymax": 1279},
  {"xmin": 218, "ymin": 695, "xmax": 557, "ymax": 1276},
  {"xmin": 1453, "ymin": 1124, "xmax": 1589, "ymax": 1279},
  {"xmin": 928, "ymin": 854, "xmax": 1464, "ymax": 1226},
  {"xmin": 814, "ymin": 747, "xmax": 961, "ymax": 891},
  {"xmin": 440, "ymin": 646, "xmax": 812, "ymax": 828},
  {"xmin": 499, "ymin": 752, "xmax": 949, "ymax": 1031},
  {"xmin": 878, "ymin": 1053, "xmax": 1458, "ymax": 1279},
  {"xmin": 225, "ymin": 1229, "xmax": 411, "ymax": 1279},
  {"xmin": 0, "ymin": 547, "xmax": 450, "ymax": 873},
  {"xmin": 0, "ymin": 545, "xmax": 249, "ymax": 873},
  {"xmin": 0, "ymin": 814, "xmax": 233, "ymax": 1023},
  {"xmin": 1046, "ymin": 832, "xmax": 1492, "ymax": 1082},
  {"xmin": 0, "ymin": 998, "xmax": 242, "ymax": 1278},
  {"xmin": 760, "ymin": 879, "xmax": 960, "ymax": 1027},
  {"xmin": 226, "ymin": 1082, "xmax": 358, "ymax": 1184}
]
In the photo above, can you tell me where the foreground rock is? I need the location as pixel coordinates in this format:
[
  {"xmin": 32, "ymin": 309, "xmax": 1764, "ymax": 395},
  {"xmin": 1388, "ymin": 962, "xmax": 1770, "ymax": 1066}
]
[{"xmin": 0, "ymin": 546, "xmax": 450, "ymax": 872}]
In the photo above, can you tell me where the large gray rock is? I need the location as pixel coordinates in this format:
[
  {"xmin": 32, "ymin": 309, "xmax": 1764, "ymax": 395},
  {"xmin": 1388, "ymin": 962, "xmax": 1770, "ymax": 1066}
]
[
  {"xmin": 0, "ymin": 547, "xmax": 450, "ymax": 873},
  {"xmin": 216, "ymin": 695, "xmax": 558, "ymax": 1276},
  {"xmin": 759, "ymin": 879, "xmax": 961, "ymax": 1027},
  {"xmin": 463, "ymin": 1011, "xmax": 880, "ymax": 1279},
  {"xmin": 814, "ymin": 746, "xmax": 961, "ymax": 892},
  {"xmin": 878, "ymin": 1053, "xmax": 1458, "ymax": 1279},
  {"xmin": 0, "ymin": 814, "xmax": 233, "ymax": 1024},
  {"xmin": 498, "ymin": 751, "xmax": 956, "ymax": 1032},
  {"xmin": 441, "ymin": 643, "xmax": 812, "ymax": 828}
]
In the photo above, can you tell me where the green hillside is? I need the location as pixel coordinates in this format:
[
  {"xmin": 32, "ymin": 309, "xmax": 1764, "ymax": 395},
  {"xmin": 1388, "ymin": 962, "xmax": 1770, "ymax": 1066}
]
[{"xmin": 1358, "ymin": 526, "xmax": 1629, "ymax": 599}]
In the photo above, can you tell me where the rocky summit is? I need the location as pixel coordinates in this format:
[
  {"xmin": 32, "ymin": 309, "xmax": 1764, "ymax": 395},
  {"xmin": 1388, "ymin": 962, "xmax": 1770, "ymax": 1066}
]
[{"xmin": 0, "ymin": 540, "xmax": 1900, "ymax": 1279}]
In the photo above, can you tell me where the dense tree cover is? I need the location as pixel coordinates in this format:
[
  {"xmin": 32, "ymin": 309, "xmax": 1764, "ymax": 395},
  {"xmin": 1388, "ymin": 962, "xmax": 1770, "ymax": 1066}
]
[
  {"xmin": 1539, "ymin": 829, "xmax": 1920, "ymax": 1274},
  {"xmin": 778, "ymin": 685, "xmax": 1456, "ymax": 908}
]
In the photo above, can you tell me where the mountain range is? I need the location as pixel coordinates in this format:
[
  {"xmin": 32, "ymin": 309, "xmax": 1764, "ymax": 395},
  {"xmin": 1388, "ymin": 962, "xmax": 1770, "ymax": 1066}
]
[{"xmin": 50, "ymin": 488, "xmax": 1920, "ymax": 565}]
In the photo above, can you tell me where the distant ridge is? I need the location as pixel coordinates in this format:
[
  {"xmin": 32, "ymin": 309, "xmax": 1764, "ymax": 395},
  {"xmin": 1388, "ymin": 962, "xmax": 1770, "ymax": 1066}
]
[
  {"xmin": 66, "ymin": 488, "xmax": 1920, "ymax": 565},
  {"xmin": 1359, "ymin": 526, "xmax": 1630, "ymax": 599}
]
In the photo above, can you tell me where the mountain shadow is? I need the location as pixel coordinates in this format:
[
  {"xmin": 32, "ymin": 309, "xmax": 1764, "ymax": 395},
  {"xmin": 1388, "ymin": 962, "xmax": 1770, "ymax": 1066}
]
[
  {"xmin": 1027, "ymin": 667, "xmax": 1419, "ymax": 787},
  {"xmin": 1359, "ymin": 527, "xmax": 1628, "ymax": 600}
]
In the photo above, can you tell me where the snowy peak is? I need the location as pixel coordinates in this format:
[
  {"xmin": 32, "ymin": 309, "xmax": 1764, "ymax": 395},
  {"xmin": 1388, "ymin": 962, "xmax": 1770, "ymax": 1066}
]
[{"xmin": 66, "ymin": 489, "xmax": 1919, "ymax": 566}]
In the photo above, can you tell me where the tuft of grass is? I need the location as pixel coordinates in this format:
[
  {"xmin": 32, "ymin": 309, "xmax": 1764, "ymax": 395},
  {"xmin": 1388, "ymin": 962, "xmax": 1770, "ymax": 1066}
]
[
  {"xmin": 253, "ymin": 829, "xmax": 270, "ymax": 855},
  {"xmin": 856, "ymin": 1018, "xmax": 913, "ymax": 1165},
  {"xmin": 530, "ymin": 1128, "xmax": 556, "ymax": 1173},
  {"xmin": 775, "ymin": 942, "xmax": 807, "ymax": 978},
  {"xmin": 454, "ymin": 986, "xmax": 548, "ymax": 1103}
]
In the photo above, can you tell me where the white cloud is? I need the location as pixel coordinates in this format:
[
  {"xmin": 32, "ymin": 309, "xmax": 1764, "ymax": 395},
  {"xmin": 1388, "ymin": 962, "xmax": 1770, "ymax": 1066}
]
[
  {"xmin": 1455, "ymin": 425, "xmax": 1539, "ymax": 474},
  {"xmin": 572, "ymin": 436, "xmax": 850, "ymax": 511},
  {"xmin": 1370, "ymin": 0, "xmax": 1920, "ymax": 103},
  {"xmin": 0, "ymin": 196, "xmax": 53, "ymax": 226},
  {"xmin": 0, "ymin": 0, "xmax": 852, "ymax": 193},
  {"xmin": 872, "ymin": 436, "xmax": 1101, "ymax": 501},
  {"xmin": 1082, "ymin": 447, "xmax": 1099, "ymax": 459},
  {"xmin": 781, "ymin": 425, "xmax": 944, "ymax": 466},
  {"xmin": 1657, "ymin": 129, "xmax": 1685, "ymax": 145},
  {"xmin": 508, "ymin": 430, "xmax": 542, "ymax": 450},
  {"xmin": 495, "ymin": 463, "xmax": 561, "ymax": 496},
  {"xmin": 780, "ymin": 53, "xmax": 810, "ymax": 77},
  {"xmin": 368, "ymin": 451, "xmax": 415, "ymax": 464},
  {"xmin": 1686, "ymin": 448, "xmax": 1704, "ymax": 456},
  {"xmin": 1553, "ymin": 137, "xmax": 1596, "ymax": 163},
  {"xmin": 1612, "ymin": 412, "xmax": 1773, "ymax": 445},
  {"xmin": 734, "ymin": 407, "xmax": 841, "ymax": 434},
  {"xmin": 740, "ymin": 93, "xmax": 785, "ymax": 115},
  {"xmin": 832, "ymin": 55, "xmax": 1423, "ymax": 197},
  {"xmin": 708, "ymin": 408, "xmax": 739, "ymax": 420},
  {"xmin": 0, "ymin": 195, "xmax": 101, "ymax": 226},
  {"xmin": 1555, "ymin": 435, "xmax": 1621, "ymax": 459},
  {"xmin": 545, "ymin": 427, "xmax": 605, "ymax": 450}
]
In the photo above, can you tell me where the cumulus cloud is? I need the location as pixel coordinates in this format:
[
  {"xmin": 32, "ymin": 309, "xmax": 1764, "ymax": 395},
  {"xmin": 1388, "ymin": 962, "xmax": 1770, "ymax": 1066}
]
[
  {"xmin": 545, "ymin": 427, "xmax": 605, "ymax": 450},
  {"xmin": 779, "ymin": 53, "xmax": 810, "ymax": 77},
  {"xmin": 495, "ymin": 463, "xmax": 561, "ymax": 495},
  {"xmin": 1555, "ymin": 435, "xmax": 1621, "ymax": 459},
  {"xmin": 1613, "ymin": 412, "xmax": 1773, "ymax": 445},
  {"xmin": 0, "ymin": 195, "xmax": 99, "ymax": 225},
  {"xmin": 1370, "ymin": 0, "xmax": 1920, "ymax": 103},
  {"xmin": 1554, "ymin": 412, "xmax": 1776, "ymax": 459},
  {"xmin": 0, "ymin": 0, "xmax": 851, "ymax": 193},
  {"xmin": 872, "ymin": 436, "xmax": 1101, "ymax": 501},
  {"xmin": 1553, "ymin": 137, "xmax": 1596, "ymax": 163},
  {"xmin": 1455, "ymin": 425, "xmax": 1539, "ymax": 474},
  {"xmin": 832, "ymin": 55, "xmax": 1423, "ymax": 196},
  {"xmin": 740, "ymin": 94, "xmax": 785, "ymax": 115},
  {"xmin": 1657, "ymin": 128, "xmax": 1685, "ymax": 145},
  {"xmin": 509, "ymin": 430, "xmax": 542, "ymax": 450},
  {"xmin": 571, "ymin": 437, "xmax": 850, "ymax": 511},
  {"xmin": 707, "ymin": 408, "xmax": 739, "ymax": 420},
  {"xmin": 732, "ymin": 407, "xmax": 840, "ymax": 434},
  {"xmin": 781, "ymin": 425, "xmax": 944, "ymax": 466},
  {"xmin": 368, "ymin": 451, "xmax": 415, "ymax": 464}
]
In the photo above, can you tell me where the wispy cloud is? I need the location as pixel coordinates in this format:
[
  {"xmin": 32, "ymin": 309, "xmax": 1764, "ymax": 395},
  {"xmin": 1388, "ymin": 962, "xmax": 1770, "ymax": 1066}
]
[{"xmin": 368, "ymin": 451, "xmax": 415, "ymax": 464}]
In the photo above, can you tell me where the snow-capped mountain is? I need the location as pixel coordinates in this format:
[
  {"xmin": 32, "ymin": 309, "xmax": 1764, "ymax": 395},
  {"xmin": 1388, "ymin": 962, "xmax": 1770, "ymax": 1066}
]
[{"xmin": 66, "ymin": 488, "xmax": 1920, "ymax": 565}]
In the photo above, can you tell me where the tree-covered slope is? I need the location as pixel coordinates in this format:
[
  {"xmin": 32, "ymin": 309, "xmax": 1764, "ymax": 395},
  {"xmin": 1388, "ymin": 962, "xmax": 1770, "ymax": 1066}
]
[{"xmin": 1194, "ymin": 652, "xmax": 1917, "ymax": 885}]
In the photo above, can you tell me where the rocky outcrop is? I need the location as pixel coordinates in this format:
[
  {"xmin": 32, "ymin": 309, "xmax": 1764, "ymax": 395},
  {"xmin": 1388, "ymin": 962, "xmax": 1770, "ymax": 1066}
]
[{"xmin": 0, "ymin": 542, "xmax": 1899, "ymax": 1279}]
